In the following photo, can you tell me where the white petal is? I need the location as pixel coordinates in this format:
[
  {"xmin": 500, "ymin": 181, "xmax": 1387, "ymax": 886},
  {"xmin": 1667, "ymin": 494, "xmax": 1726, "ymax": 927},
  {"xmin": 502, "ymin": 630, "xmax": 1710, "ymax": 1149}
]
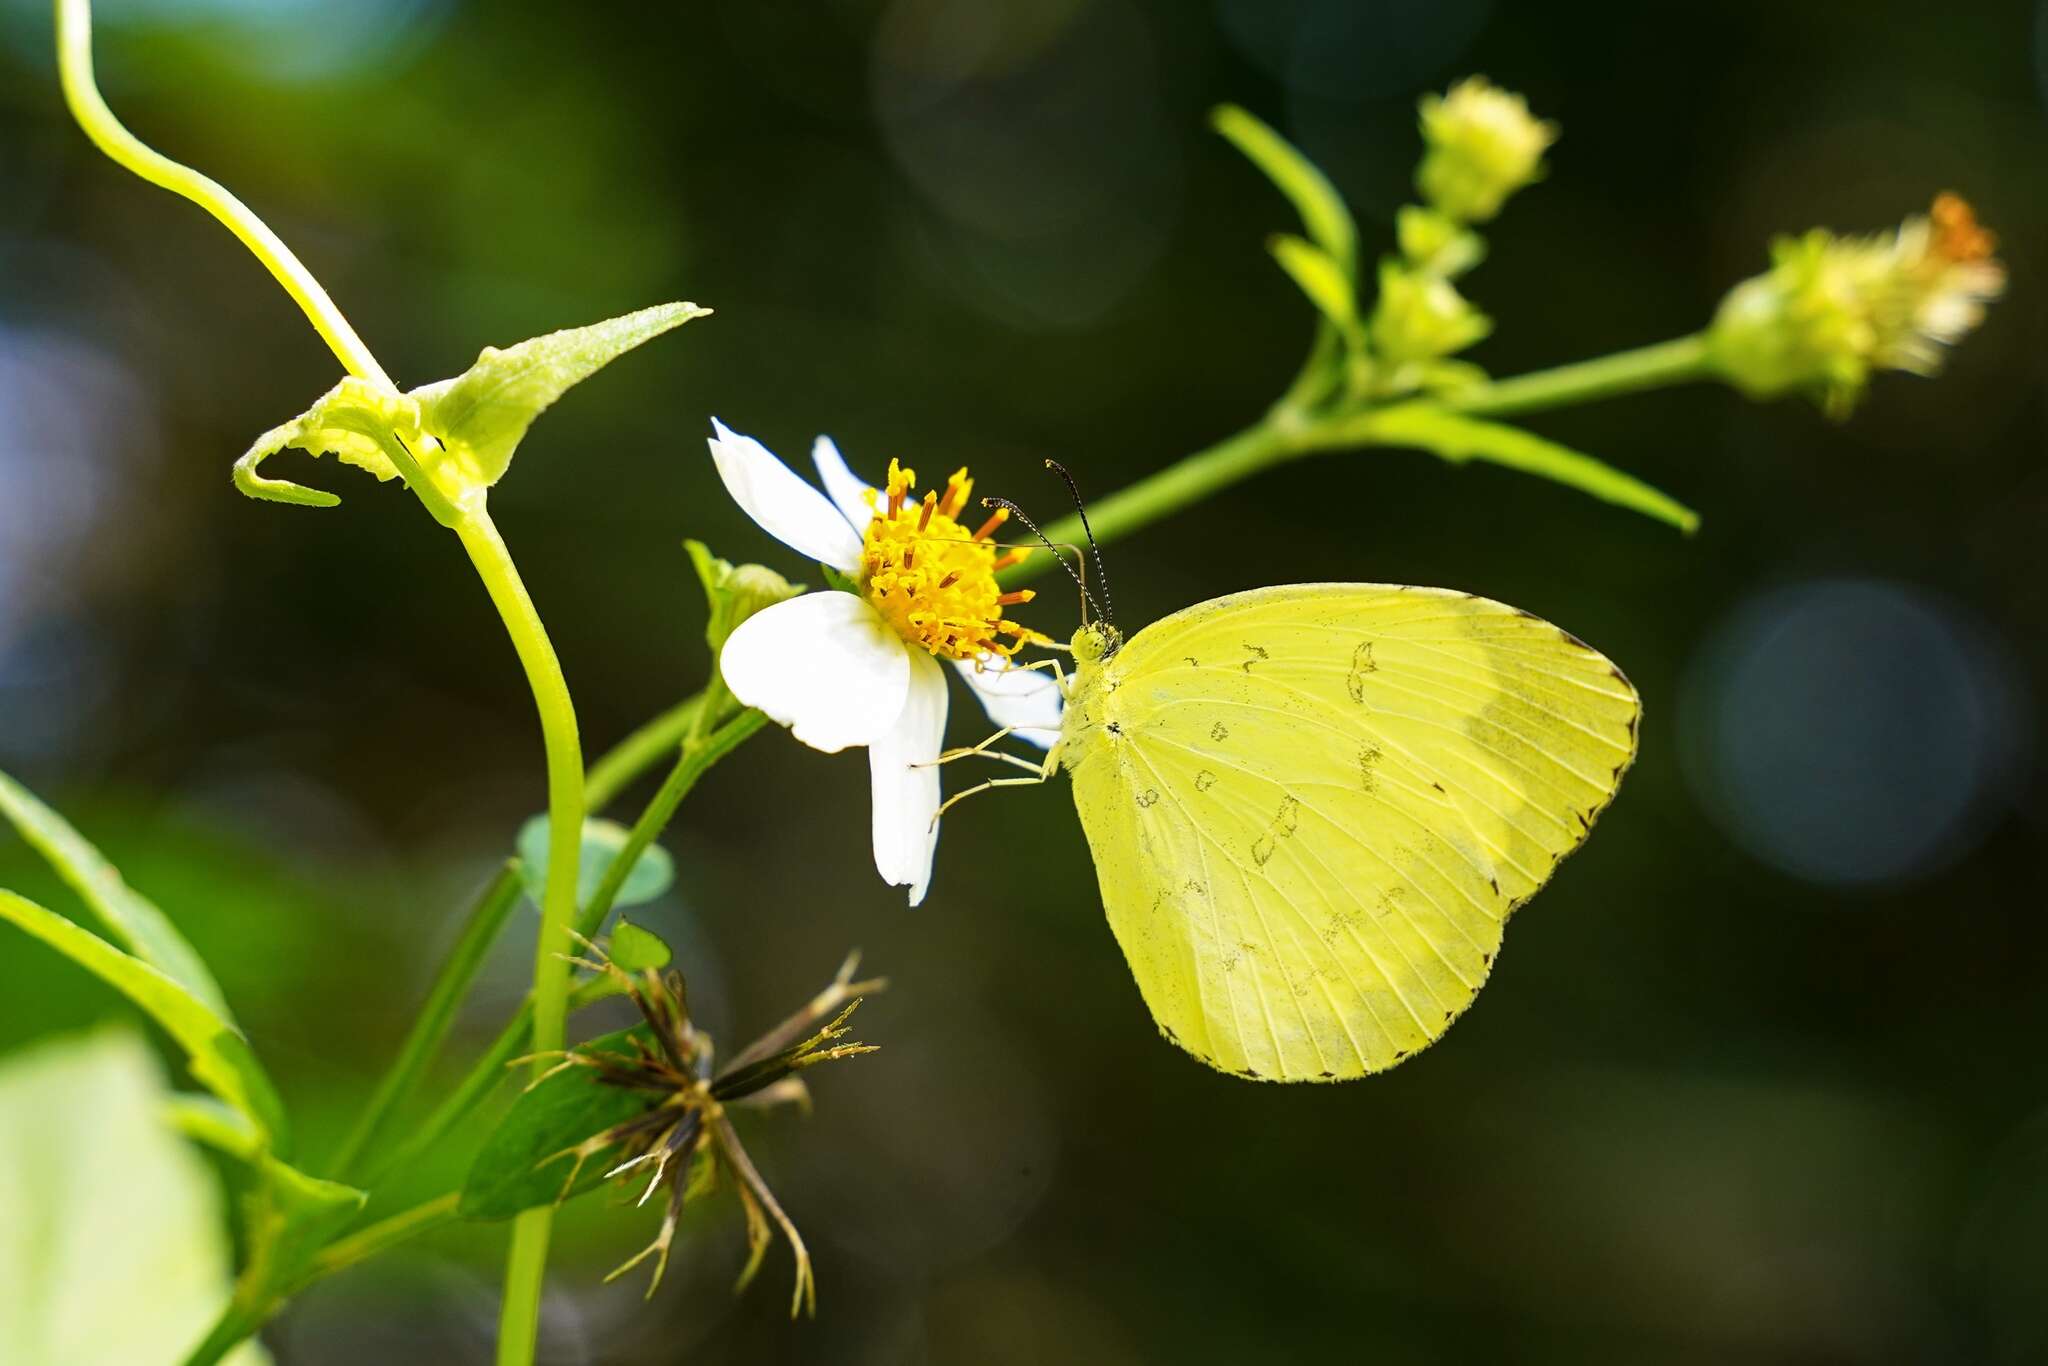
[
  {"xmin": 869, "ymin": 651, "xmax": 949, "ymax": 905},
  {"xmin": 720, "ymin": 593, "xmax": 909, "ymax": 753},
  {"xmin": 812, "ymin": 435, "xmax": 876, "ymax": 530},
  {"xmin": 707, "ymin": 419, "xmax": 862, "ymax": 571},
  {"xmin": 953, "ymin": 654, "xmax": 1065, "ymax": 750}
]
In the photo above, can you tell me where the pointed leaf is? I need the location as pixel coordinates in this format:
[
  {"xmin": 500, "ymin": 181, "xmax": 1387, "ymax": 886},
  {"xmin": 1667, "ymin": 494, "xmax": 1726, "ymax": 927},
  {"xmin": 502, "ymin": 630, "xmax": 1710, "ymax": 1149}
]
[
  {"xmin": 412, "ymin": 302, "xmax": 710, "ymax": 490},
  {"xmin": 460, "ymin": 1025, "xmax": 663, "ymax": 1220},
  {"xmin": 609, "ymin": 919, "xmax": 672, "ymax": 973},
  {"xmin": 0, "ymin": 1029, "xmax": 269, "ymax": 1366},
  {"xmin": 0, "ymin": 889, "xmax": 286, "ymax": 1143},
  {"xmin": 1268, "ymin": 233, "xmax": 1358, "ymax": 331},
  {"xmin": 1212, "ymin": 104, "xmax": 1357, "ymax": 272},
  {"xmin": 516, "ymin": 816, "xmax": 674, "ymax": 912},
  {"xmin": 1362, "ymin": 405, "xmax": 1700, "ymax": 533},
  {"xmin": 0, "ymin": 769, "xmax": 233, "ymax": 1022}
]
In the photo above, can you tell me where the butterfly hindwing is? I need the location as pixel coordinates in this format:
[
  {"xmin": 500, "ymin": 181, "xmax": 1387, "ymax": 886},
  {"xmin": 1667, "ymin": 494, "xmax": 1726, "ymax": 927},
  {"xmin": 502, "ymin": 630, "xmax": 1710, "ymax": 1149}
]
[{"xmin": 1062, "ymin": 584, "xmax": 1639, "ymax": 1081}]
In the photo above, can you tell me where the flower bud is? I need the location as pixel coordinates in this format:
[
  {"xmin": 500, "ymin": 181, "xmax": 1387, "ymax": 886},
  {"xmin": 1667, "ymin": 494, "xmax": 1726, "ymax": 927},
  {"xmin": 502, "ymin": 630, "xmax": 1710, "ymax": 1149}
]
[
  {"xmin": 1416, "ymin": 78, "xmax": 1556, "ymax": 224},
  {"xmin": 1396, "ymin": 205, "xmax": 1486, "ymax": 278},
  {"xmin": 686, "ymin": 540, "xmax": 802, "ymax": 657},
  {"xmin": 1706, "ymin": 193, "xmax": 2004, "ymax": 417},
  {"xmin": 1369, "ymin": 259, "xmax": 1492, "ymax": 367}
]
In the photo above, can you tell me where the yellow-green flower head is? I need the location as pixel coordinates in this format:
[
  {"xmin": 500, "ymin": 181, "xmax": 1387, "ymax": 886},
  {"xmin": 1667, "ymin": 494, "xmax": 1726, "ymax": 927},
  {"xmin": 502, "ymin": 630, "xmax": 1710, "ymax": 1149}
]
[
  {"xmin": 1416, "ymin": 77, "xmax": 1557, "ymax": 224},
  {"xmin": 1707, "ymin": 193, "xmax": 2005, "ymax": 418},
  {"xmin": 1370, "ymin": 258, "xmax": 1493, "ymax": 366}
]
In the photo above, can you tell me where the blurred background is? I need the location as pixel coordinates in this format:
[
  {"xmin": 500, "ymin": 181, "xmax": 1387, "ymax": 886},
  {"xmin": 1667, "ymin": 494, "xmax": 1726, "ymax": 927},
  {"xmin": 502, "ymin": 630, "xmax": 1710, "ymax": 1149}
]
[{"xmin": 2, "ymin": 0, "xmax": 2046, "ymax": 1361}]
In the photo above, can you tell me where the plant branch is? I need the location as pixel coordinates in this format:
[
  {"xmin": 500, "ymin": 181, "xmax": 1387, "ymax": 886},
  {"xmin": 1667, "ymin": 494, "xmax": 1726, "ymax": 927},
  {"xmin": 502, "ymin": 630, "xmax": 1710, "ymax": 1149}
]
[
  {"xmin": 1002, "ymin": 333, "xmax": 1715, "ymax": 582},
  {"xmin": 450, "ymin": 513, "xmax": 584, "ymax": 1366},
  {"xmin": 1443, "ymin": 333, "xmax": 1712, "ymax": 419},
  {"xmin": 354, "ymin": 706, "xmax": 767, "ymax": 1191}
]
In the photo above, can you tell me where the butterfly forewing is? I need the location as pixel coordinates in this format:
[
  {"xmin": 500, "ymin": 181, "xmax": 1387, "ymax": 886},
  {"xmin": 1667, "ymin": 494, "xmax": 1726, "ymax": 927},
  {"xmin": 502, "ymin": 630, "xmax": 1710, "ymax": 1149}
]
[{"xmin": 1064, "ymin": 584, "xmax": 1640, "ymax": 1081}]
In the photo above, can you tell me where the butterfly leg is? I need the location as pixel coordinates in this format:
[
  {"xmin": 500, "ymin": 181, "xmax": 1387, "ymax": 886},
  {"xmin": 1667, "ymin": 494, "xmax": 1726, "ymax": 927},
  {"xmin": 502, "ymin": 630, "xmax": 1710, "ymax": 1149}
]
[
  {"xmin": 930, "ymin": 766, "xmax": 1056, "ymax": 827},
  {"xmin": 927, "ymin": 727, "xmax": 1047, "ymax": 773}
]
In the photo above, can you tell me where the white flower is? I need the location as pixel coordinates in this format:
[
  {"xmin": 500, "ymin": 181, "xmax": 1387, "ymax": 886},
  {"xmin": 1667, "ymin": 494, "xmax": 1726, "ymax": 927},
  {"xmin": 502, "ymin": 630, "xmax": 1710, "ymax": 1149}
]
[{"xmin": 707, "ymin": 421, "xmax": 1064, "ymax": 905}]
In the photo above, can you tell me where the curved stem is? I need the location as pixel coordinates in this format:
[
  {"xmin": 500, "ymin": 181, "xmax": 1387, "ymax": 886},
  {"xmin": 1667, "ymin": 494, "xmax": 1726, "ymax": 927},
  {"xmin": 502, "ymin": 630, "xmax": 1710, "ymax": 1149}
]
[
  {"xmin": 450, "ymin": 510, "xmax": 582, "ymax": 1366},
  {"xmin": 54, "ymin": 0, "xmax": 389, "ymax": 388}
]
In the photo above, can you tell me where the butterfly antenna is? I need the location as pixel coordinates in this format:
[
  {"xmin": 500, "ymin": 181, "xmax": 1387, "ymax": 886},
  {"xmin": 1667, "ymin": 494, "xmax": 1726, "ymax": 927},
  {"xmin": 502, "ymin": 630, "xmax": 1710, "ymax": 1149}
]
[
  {"xmin": 981, "ymin": 496, "xmax": 1101, "ymax": 624},
  {"xmin": 1043, "ymin": 459, "xmax": 1113, "ymax": 629}
]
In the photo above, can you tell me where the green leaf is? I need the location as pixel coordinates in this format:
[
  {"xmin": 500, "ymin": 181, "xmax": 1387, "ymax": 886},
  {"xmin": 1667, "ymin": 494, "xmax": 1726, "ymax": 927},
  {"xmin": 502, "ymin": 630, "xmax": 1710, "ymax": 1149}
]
[
  {"xmin": 1212, "ymin": 104, "xmax": 1357, "ymax": 272},
  {"xmin": 459, "ymin": 1026, "xmax": 663, "ymax": 1220},
  {"xmin": 0, "ymin": 1028, "xmax": 269, "ymax": 1366},
  {"xmin": 1267, "ymin": 233, "xmax": 1358, "ymax": 331},
  {"xmin": 1362, "ymin": 405, "xmax": 1700, "ymax": 533},
  {"xmin": 232, "ymin": 303, "xmax": 707, "ymax": 516},
  {"xmin": 608, "ymin": 919, "xmax": 672, "ymax": 973},
  {"xmin": 516, "ymin": 816, "xmax": 674, "ymax": 912},
  {"xmin": 240, "ymin": 1154, "xmax": 366, "ymax": 1300},
  {"xmin": 413, "ymin": 302, "xmax": 710, "ymax": 491},
  {"xmin": 232, "ymin": 374, "xmax": 413, "ymax": 510},
  {"xmin": 0, "ymin": 768, "xmax": 234, "ymax": 1023},
  {"xmin": 0, "ymin": 889, "xmax": 286, "ymax": 1144},
  {"xmin": 164, "ymin": 1093, "xmax": 265, "ymax": 1162}
]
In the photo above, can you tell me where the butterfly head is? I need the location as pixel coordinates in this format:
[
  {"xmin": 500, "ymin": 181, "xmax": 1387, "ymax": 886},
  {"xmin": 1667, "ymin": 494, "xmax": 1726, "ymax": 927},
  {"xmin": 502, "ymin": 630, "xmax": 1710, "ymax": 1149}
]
[{"xmin": 1072, "ymin": 621, "xmax": 1122, "ymax": 664}]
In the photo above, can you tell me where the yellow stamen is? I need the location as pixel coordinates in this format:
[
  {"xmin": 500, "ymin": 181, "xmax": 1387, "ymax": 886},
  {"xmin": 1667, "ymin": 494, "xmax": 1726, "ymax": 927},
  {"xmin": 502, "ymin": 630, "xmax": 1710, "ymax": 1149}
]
[{"xmin": 859, "ymin": 460, "xmax": 1040, "ymax": 661}]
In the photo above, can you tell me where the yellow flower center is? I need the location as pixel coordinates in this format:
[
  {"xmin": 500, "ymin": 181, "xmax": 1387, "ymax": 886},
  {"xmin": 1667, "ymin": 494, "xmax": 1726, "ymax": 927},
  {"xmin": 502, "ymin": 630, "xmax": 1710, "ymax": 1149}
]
[{"xmin": 860, "ymin": 458, "xmax": 1038, "ymax": 662}]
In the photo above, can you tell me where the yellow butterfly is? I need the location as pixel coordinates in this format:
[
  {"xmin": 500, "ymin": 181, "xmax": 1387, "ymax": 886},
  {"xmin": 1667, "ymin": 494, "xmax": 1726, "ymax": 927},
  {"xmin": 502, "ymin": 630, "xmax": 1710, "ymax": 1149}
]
[{"xmin": 953, "ymin": 579, "xmax": 1639, "ymax": 1083}]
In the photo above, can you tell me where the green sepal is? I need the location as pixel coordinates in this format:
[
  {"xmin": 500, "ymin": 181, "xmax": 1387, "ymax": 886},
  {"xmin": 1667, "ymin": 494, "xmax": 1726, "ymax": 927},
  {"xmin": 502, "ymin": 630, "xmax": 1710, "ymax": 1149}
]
[
  {"xmin": 1396, "ymin": 205, "xmax": 1486, "ymax": 278},
  {"xmin": 1211, "ymin": 103, "xmax": 1357, "ymax": 273},
  {"xmin": 1361, "ymin": 404, "xmax": 1700, "ymax": 533},
  {"xmin": 686, "ymin": 539, "xmax": 803, "ymax": 657},
  {"xmin": 459, "ymin": 1025, "xmax": 665, "ymax": 1220},
  {"xmin": 0, "ymin": 767, "xmax": 234, "ymax": 1022},
  {"xmin": 516, "ymin": 816, "xmax": 674, "ymax": 913}
]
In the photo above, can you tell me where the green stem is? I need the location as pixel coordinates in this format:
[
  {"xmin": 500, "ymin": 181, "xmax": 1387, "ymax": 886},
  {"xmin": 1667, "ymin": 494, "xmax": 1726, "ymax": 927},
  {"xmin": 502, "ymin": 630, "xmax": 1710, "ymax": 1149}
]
[
  {"xmin": 353, "ymin": 699, "xmax": 763, "ymax": 1191},
  {"xmin": 54, "ymin": 0, "xmax": 389, "ymax": 388},
  {"xmin": 181, "ymin": 1307, "xmax": 261, "ymax": 1366},
  {"xmin": 587, "ymin": 690, "xmax": 731, "ymax": 812},
  {"xmin": 324, "ymin": 863, "xmax": 524, "ymax": 1181},
  {"xmin": 1442, "ymin": 334, "xmax": 1712, "ymax": 419},
  {"xmin": 1004, "ymin": 419, "xmax": 1301, "ymax": 585},
  {"xmin": 451, "ymin": 514, "xmax": 583, "ymax": 1366},
  {"xmin": 581, "ymin": 704, "xmax": 760, "ymax": 927},
  {"xmin": 301, "ymin": 1193, "xmax": 460, "ymax": 1287}
]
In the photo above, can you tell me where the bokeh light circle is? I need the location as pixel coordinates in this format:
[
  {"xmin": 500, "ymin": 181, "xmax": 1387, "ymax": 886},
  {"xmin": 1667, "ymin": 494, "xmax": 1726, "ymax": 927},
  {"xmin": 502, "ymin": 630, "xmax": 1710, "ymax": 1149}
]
[{"xmin": 1681, "ymin": 577, "xmax": 2026, "ymax": 889}]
